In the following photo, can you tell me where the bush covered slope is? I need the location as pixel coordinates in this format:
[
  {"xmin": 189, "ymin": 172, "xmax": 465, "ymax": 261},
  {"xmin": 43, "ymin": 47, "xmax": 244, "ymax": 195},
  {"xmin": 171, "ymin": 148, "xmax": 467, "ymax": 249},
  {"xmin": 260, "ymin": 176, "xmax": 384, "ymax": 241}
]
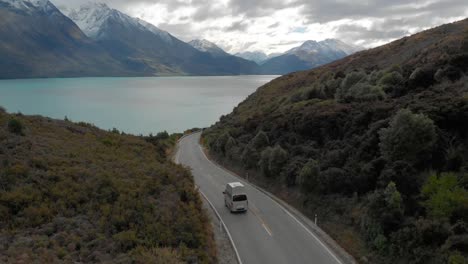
[
  {"xmin": 203, "ymin": 19, "xmax": 468, "ymax": 263},
  {"xmin": 0, "ymin": 110, "xmax": 216, "ymax": 263}
]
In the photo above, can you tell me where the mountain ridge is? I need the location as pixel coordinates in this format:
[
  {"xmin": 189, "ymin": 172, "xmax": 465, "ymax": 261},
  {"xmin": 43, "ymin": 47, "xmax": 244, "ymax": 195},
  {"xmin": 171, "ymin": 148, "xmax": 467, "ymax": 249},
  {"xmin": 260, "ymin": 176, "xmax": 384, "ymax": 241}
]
[
  {"xmin": 260, "ymin": 38, "xmax": 363, "ymax": 74},
  {"xmin": 0, "ymin": 0, "xmax": 362, "ymax": 78},
  {"xmin": 0, "ymin": 0, "xmax": 138, "ymax": 78},
  {"xmin": 189, "ymin": 39, "xmax": 230, "ymax": 57}
]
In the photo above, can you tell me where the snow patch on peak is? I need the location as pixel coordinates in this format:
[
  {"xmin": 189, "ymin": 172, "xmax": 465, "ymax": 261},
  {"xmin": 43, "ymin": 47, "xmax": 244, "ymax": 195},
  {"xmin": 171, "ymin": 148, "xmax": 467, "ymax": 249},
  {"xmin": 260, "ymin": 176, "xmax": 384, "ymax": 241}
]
[
  {"xmin": 68, "ymin": 2, "xmax": 172, "ymax": 43},
  {"xmin": 67, "ymin": 2, "xmax": 119, "ymax": 38},
  {"xmin": 189, "ymin": 39, "xmax": 228, "ymax": 57},
  {"xmin": 1, "ymin": 0, "xmax": 58, "ymax": 14},
  {"xmin": 286, "ymin": 39, "xmax": 362, "ymax": 56},
  {"xmin": 189, "ymin": 39, "xmax": 218, "ymax": 51}
]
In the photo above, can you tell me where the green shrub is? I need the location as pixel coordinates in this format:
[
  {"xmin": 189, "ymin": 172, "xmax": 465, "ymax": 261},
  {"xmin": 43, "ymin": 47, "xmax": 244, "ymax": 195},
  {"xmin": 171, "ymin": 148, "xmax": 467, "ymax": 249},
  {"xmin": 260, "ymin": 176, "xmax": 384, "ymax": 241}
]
[
  {"xmin": 379, "ymin": 109, "xmax": 436, "ymax": 165},
  {"xmin": 378, "ymin": 71, "xmax": 405, "ymax": 94},
  {"xmin": 421, "ymin": 172, "xmax": 468, "ymax": 221},
  {"xmin": 448, "ymin": 251, "xmax": 467, "ymax": 264},
  {"xmin": 409, "ymin": 67, "xmax": 436, "ymax": 88},
  {"xmin": 346, "ymin": 83, "xmax": 386, "ymax": 102},
  {"xmin": 319, "ymin": 167, "xmax": 350, "ymax": 194},
  {"xmin": 303, "ymin": 84, "xmax": 326, "ymax": 100},
  {"xmin": 341, "ymin": 71, "xmax": 367, "ymax": 91},
  {"xmin": 378, "ymin": 161, "xmax": 418, "ymax": 196},
  {"xmin": 8, "ymin": 118, "xmax": 24, "ymax": 135},
  {"xmin": 324, "ymin": 78, "xmax": 343, "ymax": 98},
  {"xmin": 434, "ymin": 66, "xmax": 462, "ymax": 82},
  {"xmin": 335, "ymin": 71, "xmax": 386, "ymax": 102},
  {"xmin": 290, "ymin": 92, "xmax": 304, "ymax": 103},
  {"xmin": 114, "ymin": 230, "xmax": 139, "ymax": 251},
  {"xmin": 155, "ymin": 131, "xmax": 170, "ymax": 140}
]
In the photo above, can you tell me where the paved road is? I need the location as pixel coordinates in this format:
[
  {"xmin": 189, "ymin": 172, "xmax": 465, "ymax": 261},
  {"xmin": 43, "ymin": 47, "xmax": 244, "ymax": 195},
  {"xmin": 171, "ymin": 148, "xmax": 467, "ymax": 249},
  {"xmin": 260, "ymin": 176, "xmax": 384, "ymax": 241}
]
[{"xmin": 176, "ymin": 132, "xmax": 343, "ymax": 264}]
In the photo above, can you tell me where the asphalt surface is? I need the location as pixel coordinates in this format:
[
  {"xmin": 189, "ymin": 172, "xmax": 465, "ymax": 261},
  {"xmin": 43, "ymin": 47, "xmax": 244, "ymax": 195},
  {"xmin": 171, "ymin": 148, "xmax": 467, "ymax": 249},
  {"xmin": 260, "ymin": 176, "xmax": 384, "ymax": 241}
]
[{"xmin": 175, "ymin": 132, "xmax": 343, "ymax": 264}]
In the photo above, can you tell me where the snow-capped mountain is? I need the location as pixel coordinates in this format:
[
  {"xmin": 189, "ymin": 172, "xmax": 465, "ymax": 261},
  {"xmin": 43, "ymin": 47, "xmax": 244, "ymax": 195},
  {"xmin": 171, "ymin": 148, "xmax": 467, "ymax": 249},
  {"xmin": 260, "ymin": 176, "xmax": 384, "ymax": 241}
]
[
  {"xmin": 235, "ymin": 51, "xmax": 269, "ymax": 64},
  {"xmin": 0, "ymin": 0, "xmax": 259, "ymax": 77},
  {"xmin": 66, "ymin": 2, "xmax": 172, "ymax": 44},
  {"xmin": 286, "ymin": 39, "xmax": 361, "ymax": 57},
  {"xmin": 1, "ymin": 0, "xmax": 59, "ymax": 14},
  {"xmin": 189, "ymin": 39, "xmax": 229, "ymax": 57},
  {"xmin": 0, "ymin": 0, "xmax": 136, "ymax": 78},
  {"xmin": 64, "ymin": 3, "xmax": 259, "ymax": 75},
  {"xmin": 319, "ymin": 39, "xmax": 362, "ymax": 55},
  {"xmin": 67, "ymin": 3, "xmax": 142, "ymax": 39},
  {"xmin": 261, "ymin": 39, "xmax": 362, "ymax": 75}
]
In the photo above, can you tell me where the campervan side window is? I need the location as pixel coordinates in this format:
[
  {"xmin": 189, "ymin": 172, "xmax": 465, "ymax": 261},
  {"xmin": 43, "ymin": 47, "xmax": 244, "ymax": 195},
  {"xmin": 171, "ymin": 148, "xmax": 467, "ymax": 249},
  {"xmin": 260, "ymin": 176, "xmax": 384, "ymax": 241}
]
[{"xmin": 233, "ymin": 194, "xmax": 247, "ymax": 202}]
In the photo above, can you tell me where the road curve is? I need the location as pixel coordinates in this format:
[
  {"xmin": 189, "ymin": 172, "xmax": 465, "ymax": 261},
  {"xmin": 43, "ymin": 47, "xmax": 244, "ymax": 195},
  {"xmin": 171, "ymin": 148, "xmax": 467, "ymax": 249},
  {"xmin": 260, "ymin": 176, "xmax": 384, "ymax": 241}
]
[{"xmin": 176, "ymin": 132, "xmax": 343, "ymax": 264}]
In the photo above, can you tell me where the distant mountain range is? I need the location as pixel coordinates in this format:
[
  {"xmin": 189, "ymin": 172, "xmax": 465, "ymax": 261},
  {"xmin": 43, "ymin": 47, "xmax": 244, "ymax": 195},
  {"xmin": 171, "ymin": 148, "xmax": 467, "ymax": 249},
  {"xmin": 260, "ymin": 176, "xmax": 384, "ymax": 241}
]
[
  {"xmin": 235, "ymin": 51, "xmax": 270, "ymax": 64},
  {"xmin": 0, "ymin": 0, "xmax": 362, "ymax": 78},
  {"xmin": 191, "ymin": 38, "xmax": 362, "ymax": 74},
  {"xmin": 260, "ymin": 39, "xmax": 362, "ymax": 74}
]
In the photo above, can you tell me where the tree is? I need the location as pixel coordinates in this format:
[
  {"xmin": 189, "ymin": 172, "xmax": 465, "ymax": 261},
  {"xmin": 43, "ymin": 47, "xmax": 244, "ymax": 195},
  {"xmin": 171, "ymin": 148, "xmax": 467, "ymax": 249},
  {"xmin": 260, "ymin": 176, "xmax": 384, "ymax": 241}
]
[
  {"xmin": 259, "ymin": 147, "xmax": 273, "ymax": 176},
  {"xmin": 379, "ymin": 109, "xmax": 436, "ymax": 165},
  {"xmin": 8, "ymin": 118, "xmax": 24, "ymax": 135},
  {"xmin": 241, "ymin": 145, "xmax": 259, "ymax": 169},
  {"xmin": 336, "ymin": 71, "xmax": 367, "ymax": 101},
  {"xmin": 367, "ymin": 182, "xmax": 404, "ymax": 235},
  {"xmin": 224, "ymin": 137, "xmax": 238, "ymax": 160},
  {"xmin": 378, "ymin": 71, "xmax": 405, "ymax": 95},
  {"xmin": 298, "ymin": 159, "xmax": 320, "ymax": 192},
  {"xmin": 251, "ymin": 131, "xmax": 269, "ymax": 150},
  {"xmin": 215, "ymin": 132, "xmax": 230, "ymax": 155},
  {"xmin": 269, "ymin": 145, "xmax": 289, "ymax": 177},
  {"xmin": 409, "ymin": 67, "xmax": 435, "ymax": 88},
  {"xmin": 155, "ymin": 131, "xmax": 169, "ymax": 140},
  {"xmin": 258, "ymin": 145, "xmax": 288, "ymax": 177}
]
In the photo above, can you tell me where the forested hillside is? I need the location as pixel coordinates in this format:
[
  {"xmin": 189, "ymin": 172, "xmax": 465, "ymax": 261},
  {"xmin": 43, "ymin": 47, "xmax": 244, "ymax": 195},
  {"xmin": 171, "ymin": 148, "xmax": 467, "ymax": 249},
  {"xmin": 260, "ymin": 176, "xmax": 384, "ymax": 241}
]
[
  {"xmin": 0, "ymin": 110, "xmax": 216, "ymax": 263},
  {"xmin": 203, "ymin": 19, "xmax": 468, "ymax": 263}
]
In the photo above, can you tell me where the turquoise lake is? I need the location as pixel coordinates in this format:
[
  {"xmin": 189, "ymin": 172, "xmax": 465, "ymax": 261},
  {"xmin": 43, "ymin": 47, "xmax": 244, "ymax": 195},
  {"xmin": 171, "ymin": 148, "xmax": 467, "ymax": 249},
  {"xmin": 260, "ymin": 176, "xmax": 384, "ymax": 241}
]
[{"xmin": 0, "ymin": 76, "xmax": 278, "ymax": 135}]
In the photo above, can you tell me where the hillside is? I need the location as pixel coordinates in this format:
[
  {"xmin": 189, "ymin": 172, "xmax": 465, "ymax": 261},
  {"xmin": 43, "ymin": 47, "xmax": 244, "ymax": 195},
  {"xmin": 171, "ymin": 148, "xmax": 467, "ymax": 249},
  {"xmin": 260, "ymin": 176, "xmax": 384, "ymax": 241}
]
[
  {"xmin": 0, "ymin": 109, "xmax": 216, "ymax": 263},
  {"xmin": 0, "ymin": 0, "xmax": 136, "ymax": 79},
  {"xmin": 203, "ymin": 18, "xmax": 468, "ymax": 263}
]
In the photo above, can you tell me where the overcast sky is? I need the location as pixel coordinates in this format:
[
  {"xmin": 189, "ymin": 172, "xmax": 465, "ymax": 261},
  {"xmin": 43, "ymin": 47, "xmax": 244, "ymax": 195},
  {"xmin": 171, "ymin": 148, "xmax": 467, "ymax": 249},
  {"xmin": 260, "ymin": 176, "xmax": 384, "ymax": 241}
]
[{"xmin": 52, "ymin": 0, "xmax": 468, "ymax": 54}]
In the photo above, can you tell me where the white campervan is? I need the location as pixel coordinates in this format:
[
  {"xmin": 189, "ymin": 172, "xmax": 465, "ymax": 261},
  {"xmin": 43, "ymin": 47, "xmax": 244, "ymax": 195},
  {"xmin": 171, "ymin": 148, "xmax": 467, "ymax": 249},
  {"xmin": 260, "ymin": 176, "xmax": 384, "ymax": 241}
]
[{"xmin": 223, "ymin": 182, "xmax": 248, "ymax": 213}]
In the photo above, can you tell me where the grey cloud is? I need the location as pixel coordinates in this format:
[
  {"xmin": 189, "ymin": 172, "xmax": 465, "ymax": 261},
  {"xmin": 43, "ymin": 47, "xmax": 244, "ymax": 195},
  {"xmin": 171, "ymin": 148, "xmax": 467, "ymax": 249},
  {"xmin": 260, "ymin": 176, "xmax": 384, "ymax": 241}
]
[
  {"xmin": 297, "ymin": 0, "xmax": 468, "ymax": 24},
  {"xmin": 294, "ymin": 0, "xmax": 468, "ymax": 46},
  {"xmin": 226, "ymin": 20, "xmax": 249, "ymax": 32},
  {"xmin": 268, "ymin": 22, "xmax": 280, "ymax": 28},
  {"xmin": 270, "ymin": 40, "xmax": 302, "ymax": 46},
  {"xmin": 335, "ymin": 24, "xmax": 409, "ymax": 46},
  {"xmin": 228, "ymin": 0, "xmax": 299, "ymax": 18},
  {"xmin": 50, "ymin": 0, "xmax": 468, "ymax": 52}
]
